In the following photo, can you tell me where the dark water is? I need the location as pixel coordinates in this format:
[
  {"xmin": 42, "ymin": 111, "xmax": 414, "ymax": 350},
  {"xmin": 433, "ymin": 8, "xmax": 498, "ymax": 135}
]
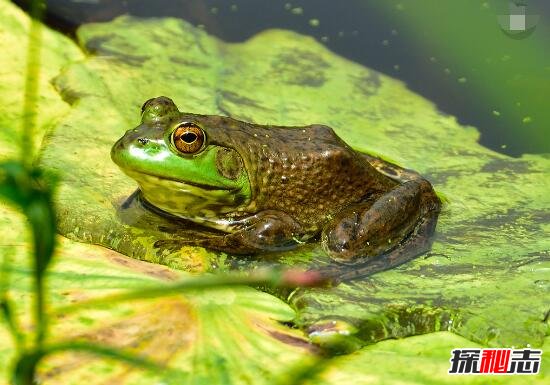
[{"xmin": 14, "ymin": 0, "xmax": 550, "ymax": 156}]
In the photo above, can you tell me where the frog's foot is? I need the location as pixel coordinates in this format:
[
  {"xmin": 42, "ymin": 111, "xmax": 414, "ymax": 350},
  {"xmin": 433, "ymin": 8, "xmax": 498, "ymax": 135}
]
[
  {"xmin": 196, "ymin": 210, "xmax": 304, "ymax": 254},
  {"xmin": 320, "ymin": 208, "xmax": 439, "ymax": 283},
  {"xmin": 320, "ymin": 178, "xmax": 440, "ymax": 280}
]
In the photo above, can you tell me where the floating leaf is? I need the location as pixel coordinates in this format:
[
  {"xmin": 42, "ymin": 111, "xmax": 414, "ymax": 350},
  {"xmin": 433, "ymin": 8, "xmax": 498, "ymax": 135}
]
[
  {"xmin": 0, "ymin": 204, "xmax": 317, "ymax": 385},
  {"xmin": 315, "ymin": 332, "xmax": 550, "ymax": 385}
]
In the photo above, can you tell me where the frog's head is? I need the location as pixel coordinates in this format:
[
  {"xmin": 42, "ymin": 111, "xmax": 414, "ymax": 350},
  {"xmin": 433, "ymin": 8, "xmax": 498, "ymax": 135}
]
[{"xmin": 111, "ymin": 96, "xmax": 251, "ymax": 220}]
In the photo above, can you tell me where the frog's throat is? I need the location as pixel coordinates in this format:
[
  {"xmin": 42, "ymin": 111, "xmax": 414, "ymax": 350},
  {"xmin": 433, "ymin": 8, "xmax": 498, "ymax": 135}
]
[
  {"xmin": 124, "ymin": 170, "xmax": 250, "ymax": 220},
  {"xmin": 138, "ymin": 193, "xmax": 241, "ymax": 233}
]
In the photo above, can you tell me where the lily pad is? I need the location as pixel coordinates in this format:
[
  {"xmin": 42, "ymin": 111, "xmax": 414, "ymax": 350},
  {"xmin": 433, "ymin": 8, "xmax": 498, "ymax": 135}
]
[
  {"xmin": 315, "ymin": 332, "xmax": 550, "ymax": 385},
  {"xmin": 37, "ymin": 14, "xmax": 550, "ymax": 349},
  {"xmin": 3, "ymin": 199, "xmax": 545, "ymax": 385},
  {"xmin": 3, "ymin": 202, "xmax": 544, "ymax": 385},
  {"xmin": 0, "ymin": 204, "xmax": 317, "ymax": 385}
]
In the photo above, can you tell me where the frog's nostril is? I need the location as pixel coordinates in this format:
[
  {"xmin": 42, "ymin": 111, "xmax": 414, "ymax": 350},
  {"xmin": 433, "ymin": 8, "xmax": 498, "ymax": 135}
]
[{"xmin": 137, "ymin": 138, "xmax": 149, "ymax": 145}]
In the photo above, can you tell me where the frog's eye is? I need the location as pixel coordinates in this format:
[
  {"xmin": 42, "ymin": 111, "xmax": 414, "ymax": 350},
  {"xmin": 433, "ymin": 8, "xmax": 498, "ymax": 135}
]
[{"xmin": 171, "ymin": 122, "xmax": 205, "ymax": 154}]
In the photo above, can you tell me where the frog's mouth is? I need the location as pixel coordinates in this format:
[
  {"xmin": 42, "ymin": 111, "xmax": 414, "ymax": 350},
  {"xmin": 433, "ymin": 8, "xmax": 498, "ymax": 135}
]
[{"xmin": 123, "ymin": 169, "xmax": 236, "ymax": 192}]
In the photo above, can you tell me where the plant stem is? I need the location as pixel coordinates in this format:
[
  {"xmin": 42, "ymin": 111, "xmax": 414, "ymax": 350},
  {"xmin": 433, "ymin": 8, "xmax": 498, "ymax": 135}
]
[
  {"xmin": 0, "ymin": 297, "xmax": 25, "ymax": 350},
  {"xmin": 52, "ymin": 269, "xmax": 326, "ymax": 316},
  {"xmin": 34, "ymin": 275, "xmax": 45, "ymax": 348},
  {"xmin": 22, "ymin": 0, "xmax": 48, "ymax": 352},
  {"xmin": 0, "ymin": 247, "xmax": 25, "ymax": 349},
  {"xmin": 21, "ymin": 0, "xmax": 45, "ymax": 166}
]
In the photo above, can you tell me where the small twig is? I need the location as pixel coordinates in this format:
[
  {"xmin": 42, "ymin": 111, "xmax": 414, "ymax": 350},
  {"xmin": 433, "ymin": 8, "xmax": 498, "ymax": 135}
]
[{"xmin": 51, "ymin": 269, "xmax": 328, "ymax": 317}]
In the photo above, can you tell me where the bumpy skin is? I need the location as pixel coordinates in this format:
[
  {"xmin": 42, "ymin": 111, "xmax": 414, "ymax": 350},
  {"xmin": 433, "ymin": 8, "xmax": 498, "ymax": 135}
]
[{"xmin": 112, "ymin": 97, "xmax": 441, "ymax": 279}]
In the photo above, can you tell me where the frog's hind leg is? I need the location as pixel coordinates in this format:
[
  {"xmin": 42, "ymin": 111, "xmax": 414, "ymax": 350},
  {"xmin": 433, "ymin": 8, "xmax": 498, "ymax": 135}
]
[
  {"xmin": 320, "ymin": 175, "xmax": 441, "ymax": 282},
  {"xmin": 320, "ymin": 206, "xmax": 440, "ymax": 283}
]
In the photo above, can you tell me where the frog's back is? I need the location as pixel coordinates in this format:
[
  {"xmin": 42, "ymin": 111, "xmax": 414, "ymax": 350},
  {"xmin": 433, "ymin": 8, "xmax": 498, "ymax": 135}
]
[{"xmin": 194, "ymin": 115, "xmax": 396, "ymax": 231}]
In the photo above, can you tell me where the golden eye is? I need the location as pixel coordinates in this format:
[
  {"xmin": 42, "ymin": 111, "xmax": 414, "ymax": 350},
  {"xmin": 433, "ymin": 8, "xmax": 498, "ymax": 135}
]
[{"xmin": 171, "ymin": 123, "xmax": 205, "ymax": 154}]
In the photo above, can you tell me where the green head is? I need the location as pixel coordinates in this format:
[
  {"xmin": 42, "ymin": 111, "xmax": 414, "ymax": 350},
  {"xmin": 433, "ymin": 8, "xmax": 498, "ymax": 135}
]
[{"xmin": 111, "ymin": 96, "xmax": 251, "ymax": 221}]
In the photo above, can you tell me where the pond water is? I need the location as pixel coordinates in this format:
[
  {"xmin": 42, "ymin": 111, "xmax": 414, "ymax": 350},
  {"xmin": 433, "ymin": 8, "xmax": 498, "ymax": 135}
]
[{"xmin": 13, "ymin": 0, "xmax": 550, "ymax": 156}]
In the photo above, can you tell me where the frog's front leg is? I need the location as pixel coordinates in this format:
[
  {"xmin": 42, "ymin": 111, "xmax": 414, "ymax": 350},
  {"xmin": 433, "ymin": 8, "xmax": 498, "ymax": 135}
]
[
  {"xmin": 322, "ymin": 178, "xmax": 439, "ymax": 261},
  {"xmin": 199, "ymin": 210, "xmax": 304, "ymax": 254}
]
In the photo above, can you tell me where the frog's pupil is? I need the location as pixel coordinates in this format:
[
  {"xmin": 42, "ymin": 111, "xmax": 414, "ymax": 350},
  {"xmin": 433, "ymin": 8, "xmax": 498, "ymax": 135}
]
[{"xmin": 182, "ymin": 132, "xmax": 197, "ymax": 143}]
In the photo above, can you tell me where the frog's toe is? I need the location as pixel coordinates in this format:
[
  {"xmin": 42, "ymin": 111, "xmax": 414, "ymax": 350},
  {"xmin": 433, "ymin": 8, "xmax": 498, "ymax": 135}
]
[
  {"xmin": 322, "ymin": 236, "xmax": 357, "ymax": 262},
  {"xmin": 321, "ymin": 217, "xmax": 361, "ymax": 261}
]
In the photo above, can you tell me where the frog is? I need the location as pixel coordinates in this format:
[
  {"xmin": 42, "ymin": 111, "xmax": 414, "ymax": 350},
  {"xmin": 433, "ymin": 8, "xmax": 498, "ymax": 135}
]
[{"xmin": 111, "ymin": 96, "xmax": 441, "ymax": 281}]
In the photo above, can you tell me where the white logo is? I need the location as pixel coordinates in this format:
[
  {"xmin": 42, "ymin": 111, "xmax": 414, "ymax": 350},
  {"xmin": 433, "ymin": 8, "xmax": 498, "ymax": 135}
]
[{"xmin": 497, "ymin": 1, "xmax": 540, "ymax": 39}]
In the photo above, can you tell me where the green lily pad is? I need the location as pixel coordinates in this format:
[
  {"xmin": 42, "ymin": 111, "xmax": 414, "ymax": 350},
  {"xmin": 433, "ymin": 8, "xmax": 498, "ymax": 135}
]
[
  {"xmin": 0, "ymin": 203, "xmax": 317, "ymax": 385},
  {"xmin": 315, "ymin": 332, "xmax": 549, "ymax": 385},
  {"xmin": 37, "ymin": 14, "xmax": 550, "ymax": 349}
]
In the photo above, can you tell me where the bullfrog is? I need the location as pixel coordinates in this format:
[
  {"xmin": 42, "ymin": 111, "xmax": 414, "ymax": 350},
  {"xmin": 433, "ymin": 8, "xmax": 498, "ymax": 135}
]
[{"xmin": 111, "ymin": 96, "xmax": 441, "ymax": 280}]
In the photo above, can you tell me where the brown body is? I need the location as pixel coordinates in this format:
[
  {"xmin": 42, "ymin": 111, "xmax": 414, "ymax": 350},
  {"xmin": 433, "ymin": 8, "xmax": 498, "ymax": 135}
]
[{"xmin": 186, "ymin": 114, "xmax": 397, "ymax": 232}]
